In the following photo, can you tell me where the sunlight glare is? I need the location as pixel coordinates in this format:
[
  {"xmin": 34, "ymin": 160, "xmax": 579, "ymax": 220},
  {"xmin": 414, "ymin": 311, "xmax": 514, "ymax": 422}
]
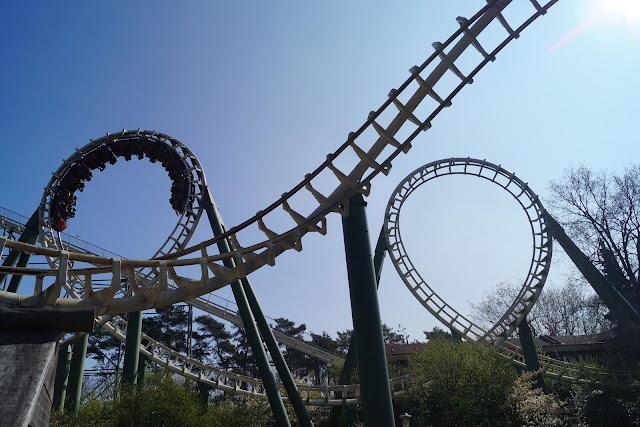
[
  {"xmin": 603, "ymin": 0, "xmax": 640, "ymax": 19},
  {"xmin": 597, "ymin": 0, "xmax": 640, "ymax": 30}
]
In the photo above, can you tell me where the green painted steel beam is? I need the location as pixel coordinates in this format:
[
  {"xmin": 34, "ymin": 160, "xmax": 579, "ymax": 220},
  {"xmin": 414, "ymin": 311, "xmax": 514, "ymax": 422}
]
[
  {"xmin": 198, "ymin": 381, "xmax": 210, "ymax": 412},
  {"xmin": 517, "ymin": 318, "xmax": 545, "ymax": 390},
  {"xmin": 53, "ymin": 343, "xmax": 72, "ymax": 411},
  {"xmin": 241, "ymin": 276, "xmax": 314, "ymax": 427},
  {"xmin": 202, "ymin": 188, "xmax": 291, "ymax": 427},
  {"xmin": 372, "ymin": 227, "xmax": 388, "ymax": 285},
  {"xmin": 122, "ymin": 311, "xmax": 143, "ymax": 386},
  {"xmin": 137, "ymin": 352, "xmax": 147, "ymax": 385},
  {"xmin": 67, "ymin": 334, "xmax": 88, "ymax": 415},
  {"xmin": 230, "ymin": 282, "xmax": 293, "ymax": 426},
  {"xmin": 341, "ymin": 194, "xmax": 395, "ymax": 427},
  {"xmin": 329, "ymin": 227, "xmax": 388, "ymax": 426},
  {"xmin": 546, "ymin": 213, "xmax": 640, "ymax": 323},
  {"xmin": 1, "ymin": 209, "xmax": 39, "ymax": 291}
]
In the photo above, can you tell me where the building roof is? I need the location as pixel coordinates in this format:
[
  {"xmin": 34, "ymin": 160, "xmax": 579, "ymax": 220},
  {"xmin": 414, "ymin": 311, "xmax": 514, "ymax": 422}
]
[
  {"xmin": 384, "ymin": 329, "xmax": 615, "ymax": 362},
  {"xmin": 506, "ymin": 329, "xmax": 614, "ymax": 357}
]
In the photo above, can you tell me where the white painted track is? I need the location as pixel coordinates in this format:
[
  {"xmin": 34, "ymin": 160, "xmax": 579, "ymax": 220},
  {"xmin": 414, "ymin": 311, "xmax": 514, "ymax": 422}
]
[
  {"xmin": 1, "ymin": 0, "xmax": 615, "ymax": 403},
  {"xmin": 0, "ymin": 0, "xmax": 560, "ymax": 317}
]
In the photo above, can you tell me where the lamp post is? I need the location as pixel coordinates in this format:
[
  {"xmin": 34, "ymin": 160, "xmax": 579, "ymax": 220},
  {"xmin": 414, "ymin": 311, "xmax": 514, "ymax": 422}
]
[{"xmin": 399, "ymin": 413, "xmax": 412, "ymax": 427}]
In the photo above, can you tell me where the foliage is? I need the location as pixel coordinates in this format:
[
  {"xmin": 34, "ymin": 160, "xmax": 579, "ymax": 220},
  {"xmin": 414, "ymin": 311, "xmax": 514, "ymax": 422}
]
[
  {"xmin": 603, "ymin": 319, "xmax": 640, "ymax": 371},
  {"xmin": 423, "ymin": 326, "xmax": 457, "ymax": 341},
  {"xmin": 335, "ymin": 329, "xmax": 352, "ymax": 354},
  {"xmin": 394, "ymin": 339, "xmax": 517, "ymax": 426},
  {"xmin": 382, "ymin": 323, "xmax": 409, "ymax": 344},
  {"xmin": 547, "ymin": 376, "xmax": 640, "ymax": 426},
  {"xmin": 505, "ymin": 372, "xmax": 567, "ymax": 426},
  {"xmin": 230, "ymin": 325, "xmax": 257, "ymax": 377},
  {"xmin": 205, "ymin": 396, "xmax": 274, "ymax": 427},
  {"xmin": 335, "ymin": 323, "xmax": 408, "ymax": 353},
  {"xmin": 193, "ymin": 315, "xmax": 236, "ymax": 370},
  {"xmin": 52, "ymin": 370, "xmax": 276, "ymax": 427},
  {"xmin": 143, "ymin": 305, "xmax": 190, "ymax": 355},
  {"xmin": 86, "ymin": 324, "xmax": 123, "ymax": 370}
]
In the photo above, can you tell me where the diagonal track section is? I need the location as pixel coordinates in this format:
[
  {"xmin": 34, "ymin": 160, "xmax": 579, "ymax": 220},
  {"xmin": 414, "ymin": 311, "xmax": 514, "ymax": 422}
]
[{"xmin": 0, "ymin": 1, "xmax": 559, "ymax": 317}]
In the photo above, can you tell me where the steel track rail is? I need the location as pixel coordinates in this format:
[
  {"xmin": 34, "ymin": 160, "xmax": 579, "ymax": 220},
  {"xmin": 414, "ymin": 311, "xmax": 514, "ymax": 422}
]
[
  {"xmin": 383, "ymin": 158, "xmax": 610, "ymax": 382},
  {"xmin": 0, "ymin": 0, "xmax": 560, "ymax": 316},
  {"xmin": 385, "ymin": 158, "xmax": 552, "ymax": 346},
  {"xmin": 0, "ymin": 207, "xmax": 613, "ymax": 403},
  {"xmin": 102, "ymin": 315, "xmax": 423, "ymax": 406},
  {"xmin": 39, "ymin": 129, "xmax": 207, "ymax": 290},
  {"xmin": 1, "ymin": 209, "xmax": 356, "ymax": 404},
  {"xmin": 0, "ymin": 206, "xmax": 340, "ymax": 363}
]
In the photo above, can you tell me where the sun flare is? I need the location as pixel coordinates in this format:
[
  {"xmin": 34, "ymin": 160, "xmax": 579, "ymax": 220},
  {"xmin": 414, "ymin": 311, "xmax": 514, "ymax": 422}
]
[
  {"xmin": 598, "ymin": 0, "xmax": 640, "ymax": 29},
  {"xmin": 602, "ymin": 0, "xmax": 640, "ymax": 19}
]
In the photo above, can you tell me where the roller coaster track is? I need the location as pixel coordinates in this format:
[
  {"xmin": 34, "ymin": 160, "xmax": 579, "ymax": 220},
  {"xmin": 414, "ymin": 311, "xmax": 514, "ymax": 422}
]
[
  {"xmin": 0, "ymin": 0, "xmax": 560, "ymax": 317},
  {"xmin": 1, "ymin": 0, "xmax": 620, "ymax": 405},
  {"xmin": 2, "ymin": 197, "xmax": 609, "ymax": 405},
  {"xmin": 0, "ymin": 207, "xmax": 340, "ymax": 363},
  {"xmin": 0, "ymin": 207, "xmax": 394, "ymax": 406},
  {"xmin": 384, "ymin": 158, "xmax": 611, "ymax": 383}
]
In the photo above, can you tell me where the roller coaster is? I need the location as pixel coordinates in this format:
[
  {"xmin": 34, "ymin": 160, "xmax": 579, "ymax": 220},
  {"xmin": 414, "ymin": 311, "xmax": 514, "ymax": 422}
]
[{"xmin": 1, "ymin": 0, "xmax": 637, "ymax": 426}]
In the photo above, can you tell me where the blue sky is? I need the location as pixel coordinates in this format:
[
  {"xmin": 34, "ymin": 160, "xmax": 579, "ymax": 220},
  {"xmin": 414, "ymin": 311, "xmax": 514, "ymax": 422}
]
[{"xmin": 2, "ymin": 0, "xmax": 640, "ymax": 343}]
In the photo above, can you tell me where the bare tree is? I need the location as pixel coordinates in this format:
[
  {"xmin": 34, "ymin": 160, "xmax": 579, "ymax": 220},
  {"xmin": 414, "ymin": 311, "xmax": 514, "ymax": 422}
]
[
  {"xmin": 548, "ymin": 165, "xmax": 640, "ymax": 311},
  {"xmin": 470, "ymin": 281, "xmax": 611, "ymax": 337}
]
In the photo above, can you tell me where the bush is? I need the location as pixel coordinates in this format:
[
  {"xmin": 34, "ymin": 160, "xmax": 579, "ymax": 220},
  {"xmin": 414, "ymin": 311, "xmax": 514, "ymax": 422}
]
[
  {"xmin": 394, "ymin": 339, "xmax": 517, "ymax": 426},
  {"xmin": 506, "ymin": 373, "xmax": 566, "ymax": 426},
  {"xmin": 51, "ymin": 370, "xmax": 276, "ymax": 427}
]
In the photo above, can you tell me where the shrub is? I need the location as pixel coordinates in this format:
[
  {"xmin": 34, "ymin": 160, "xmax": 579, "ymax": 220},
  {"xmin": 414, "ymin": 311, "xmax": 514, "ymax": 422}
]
[{"xmin": 394, "ymin": 339, "xmax": 517, "ymax": 426}]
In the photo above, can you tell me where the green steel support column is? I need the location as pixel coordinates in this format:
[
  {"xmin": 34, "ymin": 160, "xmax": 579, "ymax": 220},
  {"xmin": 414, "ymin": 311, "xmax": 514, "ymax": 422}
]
[
  {"xmin": 241, "ymin": 276, "xmax": 314, "ymax": 427},
  {"xmin": 198, "ymin": 381, "xmax": 210, "ymax": 412},
  {"xmin": 329, "ymin": 227, "xmax": 388, "ymax": 426},
  {"xmin": 546, "ymin": 214, "xmax": 640, "ymax": 322},
  {"xmin": 1, "ymin": 209, "xmax": 39, "ymax": 290},
  {"xmin": 341, "ymin": 194, "xmax": 395, "ymax": 427},
  {"xmin": 202, "ymin": 188, "xmax": 291, "ymax": 427},
  {"xmin": 137, "ymin": 352, "xmax": 147, "ymax": 385},
  {"xmin": 122, "ymin": 311, "xmax": 143, "ymax": 386},
  {"xmin": 67, "ymin": 334, "xmax": 89, "ymax": 415},
  {"xmin": 517, "ymin": 318, "xmax": 545, "ymax": 390},
  {"xmin": 7, "ymin": 251, "xmax": 34, "ymax": 293},
  {"xmin": 53, "ymin": 343, "xmax": 72, "ymax": 411},
  {"xmin": 327, "ymin": 343, "xmax": 358, "ymax": 426},
  {"xmin": 372, "ymin": 227, "xmax": 388, "ymax": 285},
  {"xmin": 187, "ymin": 304, "xmax": 193, "ymax": 358}
]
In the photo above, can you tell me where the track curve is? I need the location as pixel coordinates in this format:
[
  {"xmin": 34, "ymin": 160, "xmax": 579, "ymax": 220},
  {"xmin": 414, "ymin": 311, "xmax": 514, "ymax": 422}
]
[
  {"xmin": 383, "ymin": 158, "xmax": 611, "ymax": 382},
  {"xmin": 0, "ymin": 205, "xmax": 612, "ymax": 407},
  {"xmin": 0, "ymin": 0, "xmax": 560, "ymax": 315},
  {"xmin": 384, "ymin": 158, "xmax": 552, "ymax": 346},
  {"xmin": 39, "ymin": 130, "xmax": 207, "ymax": 299}
]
